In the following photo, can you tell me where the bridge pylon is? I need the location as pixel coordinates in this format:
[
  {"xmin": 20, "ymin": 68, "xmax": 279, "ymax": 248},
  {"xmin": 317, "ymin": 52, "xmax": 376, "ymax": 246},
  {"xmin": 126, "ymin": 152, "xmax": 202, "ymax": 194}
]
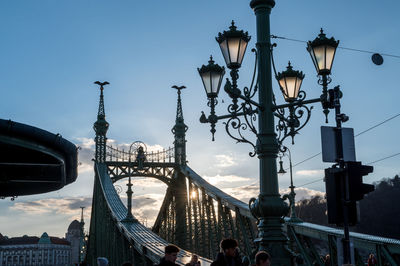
[
  {"xmin": 171, "ymin": 85, "xmax": 189, "ymax": 249},
  {"xmin": 172, "ymin": 85, "xmax": 188, "ymax": 166},
  {"xmin": 93, "ymin": 81, "xmax": 109, "ymax": 163}
]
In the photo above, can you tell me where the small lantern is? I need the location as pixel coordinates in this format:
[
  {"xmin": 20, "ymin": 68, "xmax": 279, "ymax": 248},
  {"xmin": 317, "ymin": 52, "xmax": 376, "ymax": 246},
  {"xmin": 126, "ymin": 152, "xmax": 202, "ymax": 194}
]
[
  {"xmin": 216, "ymin": 21, "xmax": 251, "ymax": 69},
  {"xmin": 198, "ymin": 56, "xmax": 225, "ymax": 98},
  {"xmin": 307, "ymin": 29, "xmax": 339, "ymax": 75},
  {"xmin": 278, "ymin": 159, "xmax": 287, "ymax": 174},
  {"xmin": 276, "ymin": 62, "xmax": 305, "ymax": 102}
]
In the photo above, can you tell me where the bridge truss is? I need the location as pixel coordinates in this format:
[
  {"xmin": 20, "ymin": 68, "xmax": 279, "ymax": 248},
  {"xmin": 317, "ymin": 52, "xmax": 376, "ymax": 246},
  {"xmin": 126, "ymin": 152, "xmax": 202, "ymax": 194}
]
[{"xmin": 87, "ymin": 84, "xmax": 400, "ymax": 266}]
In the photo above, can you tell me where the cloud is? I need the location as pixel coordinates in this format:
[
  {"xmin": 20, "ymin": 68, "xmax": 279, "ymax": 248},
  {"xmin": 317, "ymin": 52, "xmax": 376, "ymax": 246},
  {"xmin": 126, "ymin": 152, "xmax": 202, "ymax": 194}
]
[
  {"xmin": 76, "ymin": 137, "xmax": 95, "ymax": 149},
  {"xmin": 8, "ymin": 192, "xmax": 165, "ymax": 229},
  {"xmin": 280, "ymin": 187, "xmax": 324, "ymax": 201},
  {"xmin": 222, "ymin": 184, "xmax": 259, "ymax": 203},
  {"xmin": 202, "ymin": 174, "xmax": 251, "ymax": 186},
  {"xmin": 214, "ymin": 154, "xmax": 236, "ymax": 168},
  {"xmin": 296, "ymin": 169, "xmax": 324, "ymax": 176},
  {"xmin": 220, "ymin": 183, "xmax": 324, "ymax": 204},
  {"xmin": 75, "ymin": 138, "xmax": 95, "ymax": 174},
  {"xmin": 114, "ymin": 178, "xmax": 167, "ymax": 189},
  {"xmin": 120, "ymin": 193, "xmax": 165, "ymax": 227},
  {"xmin": 11, "ymin": 197, "xmax": 92, "ymax": 219},
  {"xmin": 106, "ymin": 141, "xmax": 165, "ymax": 154}
]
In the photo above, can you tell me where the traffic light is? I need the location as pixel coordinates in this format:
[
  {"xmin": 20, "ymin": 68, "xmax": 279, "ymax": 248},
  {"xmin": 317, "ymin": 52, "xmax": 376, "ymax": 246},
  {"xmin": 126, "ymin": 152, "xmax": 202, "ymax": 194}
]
[
  {"xmin": 346, "ymin": 161, "xmax": 374, "ymax": 201},
  {"xmin": 325, "ymin": 167, "xmax": 357, "ymax": 226},
  {"xmin": 325, "ymin": 161, "xmax": 375, "ymax": 226}
]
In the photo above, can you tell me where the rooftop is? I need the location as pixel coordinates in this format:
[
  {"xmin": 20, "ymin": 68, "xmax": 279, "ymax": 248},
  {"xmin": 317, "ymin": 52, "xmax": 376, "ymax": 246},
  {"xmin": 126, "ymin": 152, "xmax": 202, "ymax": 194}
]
[{"xmin": 0, "ymin": 233, "xmax": 70, "ymax": 246}]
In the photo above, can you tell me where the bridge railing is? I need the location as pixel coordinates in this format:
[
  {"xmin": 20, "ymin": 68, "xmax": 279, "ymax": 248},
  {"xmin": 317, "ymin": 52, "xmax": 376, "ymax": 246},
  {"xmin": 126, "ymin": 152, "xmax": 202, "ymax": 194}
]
[
  {"xmin": 106, "ymin": 144, "xmax": 175, "ymax": 163},
  {"xmin": 87, "ymin": 162, "xmax": 212, "ymax": 266},
  {"xmin": 286, "ymin": 219, "xmax": 400, "ymax": 265},
  {"xmin": 180, "ymin": 165, "xmax": 400, "ymax": 265}
]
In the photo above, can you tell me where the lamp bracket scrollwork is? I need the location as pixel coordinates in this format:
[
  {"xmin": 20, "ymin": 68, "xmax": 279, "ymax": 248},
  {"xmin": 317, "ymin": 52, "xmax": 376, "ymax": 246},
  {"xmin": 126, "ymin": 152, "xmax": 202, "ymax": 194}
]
[
  {"xmin": 200, "ymin": 47, "xmax": 261, "ymax": 155},
  {"xmin": 275, "ymin": 98, "xmax": 314, "ymax": 145}
]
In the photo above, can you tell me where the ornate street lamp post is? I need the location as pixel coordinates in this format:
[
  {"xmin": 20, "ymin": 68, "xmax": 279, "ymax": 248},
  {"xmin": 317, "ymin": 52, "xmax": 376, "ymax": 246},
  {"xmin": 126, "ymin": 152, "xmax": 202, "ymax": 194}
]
[
  {"xmin": 198, "ymin": 1, "xmax": 339, "ymax": 264},
  {"xmin": 278, "ymin": 147, "xmax": 302, "ymax": 223},
  {"xmin": 122, "ymin": 142, "xmax": 142, "ymax": 223}
]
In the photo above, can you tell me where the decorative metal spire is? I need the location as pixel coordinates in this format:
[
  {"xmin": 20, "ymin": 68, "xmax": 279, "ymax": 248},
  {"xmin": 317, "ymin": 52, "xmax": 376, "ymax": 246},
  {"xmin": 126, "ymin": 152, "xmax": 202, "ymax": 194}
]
[
  {"xmin": 171, "ymin": 85, "xmax": 188, "ymax": 165},
  {"xmin": 94, "ymin": 81, "xmax": 109, "ymax": 119},
  {"xmin": 172, "ymin": 85, "xmax": 186, "ymax": 123},
  {"xmin": 80, "ymin": 206, "xmax": 85, "ymax": 224},
  {"xmin": 79, "ymin": 206, "xmax": 86, "ymax": 264},
  {"xmin": 93, "ymin": 81, "xmax": 110, "ymax": 163}
]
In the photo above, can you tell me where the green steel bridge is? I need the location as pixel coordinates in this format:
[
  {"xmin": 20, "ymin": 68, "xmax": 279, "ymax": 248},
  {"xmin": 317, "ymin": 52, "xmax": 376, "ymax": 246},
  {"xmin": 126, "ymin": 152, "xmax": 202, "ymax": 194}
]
[{"xmin": 86, "ymin": 85, "xmax": 400, "ymax": 266}]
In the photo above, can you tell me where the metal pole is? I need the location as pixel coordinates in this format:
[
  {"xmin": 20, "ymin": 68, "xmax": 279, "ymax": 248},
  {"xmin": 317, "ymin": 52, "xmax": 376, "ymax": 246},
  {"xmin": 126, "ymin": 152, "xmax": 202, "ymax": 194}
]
[
  {"xmin": 287, "ymin": 149, "xmax": 301, "ymax": 222},
  {"xmin": 126, "ymin": 176, "xmax": 134, "ymax": 218},
  {"xmin": 249, "ymin": 0, "xmax": 291, "ymax": 264},
  {"xmin": 332, "ymin": 86, "xmax": 351, "ymax": 265}
]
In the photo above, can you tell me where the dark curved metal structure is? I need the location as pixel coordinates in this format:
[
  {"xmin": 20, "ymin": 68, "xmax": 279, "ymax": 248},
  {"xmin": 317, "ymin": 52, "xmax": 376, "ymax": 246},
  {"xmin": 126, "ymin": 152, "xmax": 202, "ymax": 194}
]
[{"xmin": 0, "ymin": 119, "xmax": 78, "ymax": 197}]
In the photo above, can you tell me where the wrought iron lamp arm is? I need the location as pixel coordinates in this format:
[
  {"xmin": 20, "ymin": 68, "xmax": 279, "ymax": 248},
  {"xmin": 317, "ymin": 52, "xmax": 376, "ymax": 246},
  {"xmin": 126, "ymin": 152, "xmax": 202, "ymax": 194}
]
[
  {"xmin": 272, "ymin": 84, "xmax": 334, "ymax": 144},
  {"xmin": 217, "ymin": 47, "xmax": 261, "ymax": 115},
  {"xmin": 272, "ymin": 95, "xmax": 323, "ymax": 111},
  {"xmin": 200, "ymin": 108, "xmax": 259, "ymax": 124},
  {"xmin": 236, "ymin": 91, "xmax": 263, "ymax": 110}
]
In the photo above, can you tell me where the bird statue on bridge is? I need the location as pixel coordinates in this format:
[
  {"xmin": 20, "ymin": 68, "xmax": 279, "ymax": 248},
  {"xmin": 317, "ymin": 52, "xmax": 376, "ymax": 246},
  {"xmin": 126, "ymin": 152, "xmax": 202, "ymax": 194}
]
[
  {"xmin": 94, "ymin": 81, "xmax": 110, "ymax": 91},
  {"xmin": 172, "ymin": 85, "xmax": 186, "ymax": 93}
]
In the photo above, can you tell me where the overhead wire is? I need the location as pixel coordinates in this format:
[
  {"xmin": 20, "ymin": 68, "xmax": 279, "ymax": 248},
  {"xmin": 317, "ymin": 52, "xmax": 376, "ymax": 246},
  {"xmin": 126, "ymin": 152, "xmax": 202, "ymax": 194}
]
[
  {"xmin": 270, "ymin": 34, "xmax": 400, "ymax": 59},
  {"xmin": 296, "ymin": 151, "xmax": 400, "ymax": 187},
  {"xmin": 286, "ymin": 112, "xmax": 400, "ymax": 187},
  {"xmin": 288, "ymin": 112, "xmax": 400, "ymax": 169},
  {"xmin": 366, "ymin": 152, "xmax": 400, "ymax": 165},
  {"xmin": 354, "ymin": 113, "xmax": 400, "ymax": 137},
  {"xmin": 251, "ymin": 114, "xmax": 400, "ymax": 188}
]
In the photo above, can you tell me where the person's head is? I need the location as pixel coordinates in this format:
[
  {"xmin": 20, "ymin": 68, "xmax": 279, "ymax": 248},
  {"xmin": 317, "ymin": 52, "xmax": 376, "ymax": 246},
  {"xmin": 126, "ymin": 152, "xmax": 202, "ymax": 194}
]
[
  {"xmin": 97, "ymin": 257, "xmax": 109, "ymax": 266},
  {"xmin": 190, "ymin": 254, "xmax": 199, "ymax": 263},
  {"xmin": 369, "ymin": 253, "xmax": 375, "ymax": 259},
  {"xmin": 220, "ymin": 239, "xmax": 238, "ymax": 257},
  {"xmin": 165, "ymin": 245, "xmax": 180, "ymax": 263},
  {"xmin": 122, "ymin": 262, "xmax": 133, "ymax": 266},
  {"xmin": 255, "ymin": 251, "xmax": 271, "ymax": 266}
]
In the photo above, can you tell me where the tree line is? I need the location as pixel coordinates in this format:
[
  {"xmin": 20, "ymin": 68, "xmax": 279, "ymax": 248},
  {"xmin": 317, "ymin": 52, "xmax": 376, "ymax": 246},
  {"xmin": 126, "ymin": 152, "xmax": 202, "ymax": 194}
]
[{"xmin": 294, "ymin": 175, "xmax": 400, "ymax": 239}]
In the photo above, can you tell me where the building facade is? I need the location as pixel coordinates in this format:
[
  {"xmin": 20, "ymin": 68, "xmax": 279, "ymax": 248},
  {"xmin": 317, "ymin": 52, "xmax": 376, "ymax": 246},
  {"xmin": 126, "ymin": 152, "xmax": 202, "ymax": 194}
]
[
  {"xmin": 65, "ymin": 220, "xmax": 83, "ymax": 265},
  {"xmin": 0, "ymin": 232, "xmax": 71, "ymax": 266}
]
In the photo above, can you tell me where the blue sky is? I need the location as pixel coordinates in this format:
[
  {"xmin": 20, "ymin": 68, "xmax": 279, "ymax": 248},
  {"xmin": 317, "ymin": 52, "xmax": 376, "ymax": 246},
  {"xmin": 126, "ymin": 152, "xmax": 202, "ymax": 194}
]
[{"xmin": 1, "ymin": 1, "xmax": 399, "ymax": 238}]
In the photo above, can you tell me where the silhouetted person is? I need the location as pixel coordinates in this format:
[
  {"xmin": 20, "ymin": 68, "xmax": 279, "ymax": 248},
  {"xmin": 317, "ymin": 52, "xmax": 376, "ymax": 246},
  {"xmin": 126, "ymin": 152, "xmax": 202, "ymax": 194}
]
[
  {"xmin": 185, "ymin": 254, "xmax": 200, "ymax": 266},
  {"xmin": 367, "ymin": 253, "xmax": 377, "ymax": 265},
  {"xmin": 157, "ymin": 245, "xmax": 180, "ymax": 266},
  {"xmin": 255, "ymin": 251, "xmax": 270, "ymax": 266},
  {"xmin": 211, "ymin": 239, "xmax": 242, "ymax": 266},
  {"xmin": 324, "ymin": 254, "xmax": 330, "ymax": 266},
  {"xmin": 97, "ymin": 257, "xmax": 109, "ymax": 266},
  {"xmin": 122, "ymin": 262, "xmax": 133, "ymax": 266}
]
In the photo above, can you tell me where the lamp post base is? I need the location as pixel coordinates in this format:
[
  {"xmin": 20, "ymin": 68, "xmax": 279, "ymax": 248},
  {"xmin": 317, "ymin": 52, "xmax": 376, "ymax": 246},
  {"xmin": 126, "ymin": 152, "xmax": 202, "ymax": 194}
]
[
  {"xmin": 255, "ymin": 217, "xmax": 292, "ymax": 265},
  {"xmin": 250, "ymin": 194, "xmax": 293, "ymax": 264}
]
